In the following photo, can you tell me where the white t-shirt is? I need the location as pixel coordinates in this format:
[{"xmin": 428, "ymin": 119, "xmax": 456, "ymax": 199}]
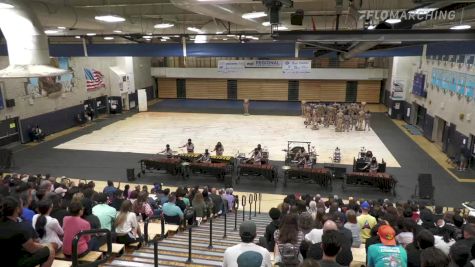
[
  {"xmin": 32, "ymin": 214, "xmax": 64, "ymax": 248},
  {"xmin": 434, "ymin": 235, "xmax": 455, "ymax": 256},
  {"xmin": 115, "ymin": 212, "xmax": 138, "ymax": 235},
  {"xmin": 305, "ymin": 228, "xmax": 323, "ymax": 244},
  {"xmin": 223, "ymin": 242, "xmax": 272, "ymax": 267}
]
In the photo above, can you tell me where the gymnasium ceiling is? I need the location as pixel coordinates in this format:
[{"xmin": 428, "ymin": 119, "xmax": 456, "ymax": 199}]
[{"xmin": 3, "ymin": 0, "xmax": 475, "ymax": 58}]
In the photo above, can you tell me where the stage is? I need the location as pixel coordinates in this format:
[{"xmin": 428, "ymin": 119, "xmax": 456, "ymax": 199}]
[{"xmin": 55, "ymin": 112, "xmax": 400, "ymax": 167}]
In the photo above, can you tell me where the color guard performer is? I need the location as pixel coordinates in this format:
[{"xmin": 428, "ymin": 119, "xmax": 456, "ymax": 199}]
[
  {"xmin": 212, "ymin": 142, "xmax": 224, "ymax": 156},
  {"xmin": 243, "ymin": 99, "xmax": 250, "ymax": 115},
  {"xmin": 180, "ymin": 138, "xmax": 195, "ymax": 153},
  {"xmin": 159, "ymin": 144, "xmax": 173, "ymax": 158},
  {"xmin": 364, "ymin": 111, "xmax": 371, "ymax": 131}
]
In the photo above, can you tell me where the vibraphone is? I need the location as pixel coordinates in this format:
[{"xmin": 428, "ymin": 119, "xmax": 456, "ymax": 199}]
[
  {"xmin": 344, "ymin": 172, "xmax": 397, "ymax": 195},
  {"xmin": 185, "ymin": 162, "xmax": 229, "ymax": 180},
  {"xmin": 283, "ymin": 167, "xmax": 332, "ymax": 189},
  {"xmin": 178, "ymin": 153, "xmax": 202, "ymax": 162},
  {"xmin": 237, "ymin": 163, "xmax": 277, "ymax": 185},
  {"xmin": 140, "ymin": 157, "xmax": 181, "ymax": 175}
]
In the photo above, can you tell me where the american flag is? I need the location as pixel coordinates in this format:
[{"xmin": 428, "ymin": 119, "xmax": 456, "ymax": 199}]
[{"xmin": 84, "ymin": 68, "xmax": 105, "ymax": 91}]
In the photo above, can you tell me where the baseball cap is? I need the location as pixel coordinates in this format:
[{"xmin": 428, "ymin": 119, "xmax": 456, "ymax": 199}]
[
  {"xmin": 237, "ymin": 251, "xmax": 263, "ymax": 267},
  {"xmin": 361, "ymin": 201, "xmax": 370, "ymax": 210},
  {"xmin": 54, "ymin": 187, "xmax": 68, "ymax": 197},
  {"xmin": 239, "ymin": 221, "xmax": 256, "ymax": 238},
  {"xmin": 378, "ymin": 225, "xmax": 396, "ymax": 246}
]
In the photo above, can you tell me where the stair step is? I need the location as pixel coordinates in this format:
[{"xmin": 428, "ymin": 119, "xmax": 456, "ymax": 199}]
[
  {"xmin": 156, "ymin": 239, "xmax": 229, "ymax": 250},
  {"xmin": 169, "ymin": 235, "xmax": 240, "ymax": 245},
  {"xmin": 139, "ymin": 246, "xmax": 224, "ymax": 258},
  {"xmin": 129, "ymin": 252, "xmax": 222, "ymax": 266}
]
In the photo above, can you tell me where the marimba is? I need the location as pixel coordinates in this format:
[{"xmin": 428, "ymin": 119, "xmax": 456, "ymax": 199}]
[
  {"xmin": 140, "ymin": 157, "xmax": 181, "ymax": 175},
  {"xmin": 185, "ymin": 162, "xmax": 229, "ymax": 181},
  {"xmin": 344, "ymin": 172, "xmax": 397, "ymax": 195},
  {"xmin": 283, "ymin": 167, "xmax": 332, "ymax": 189},
  {"xmin": 237, "ymin": 163, "xmax": 277, "ymax": 185}
]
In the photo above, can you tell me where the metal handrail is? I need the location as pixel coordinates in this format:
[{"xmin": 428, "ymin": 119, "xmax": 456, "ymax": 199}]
[
  {"xmin": 72, "ymin": 228, "xmax": 112, "ymax": 267},
  {"xmin": 144, "ymin": 214, "xmax": 165, "ymax": 244}
]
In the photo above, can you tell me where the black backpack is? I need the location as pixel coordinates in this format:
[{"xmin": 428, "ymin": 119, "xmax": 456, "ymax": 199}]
[{"xmin": 279, "ymin": 243, "xmax": 300, "ymax": 267}]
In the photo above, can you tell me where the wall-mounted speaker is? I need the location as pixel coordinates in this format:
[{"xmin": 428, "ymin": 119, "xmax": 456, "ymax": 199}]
[
  {"xmin": 291, "ymin": 9, "xmax": 304, "ymax": 25},
  {"xmin": 5, "ymin": 99, "xmax": 15, "ymax": 108}
]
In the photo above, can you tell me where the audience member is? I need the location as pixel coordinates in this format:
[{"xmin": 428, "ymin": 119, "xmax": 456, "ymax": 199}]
[
  {"xmin": 102, "ymin": 180, "xmax": 117, "ymax": 197},
  {"xmin": 367, "ymin": 225, "xmax": 407, "ymax": 267},
  {"xmin": 344, "ymin": 209, "xmax": 361, "ymax": 248},
  {"xmin": 319, "ymin": 230, "xmax": 343, "ymax": 267},
  {"xmin": 192, "ymin": 190, "xmax": 207, "ymax": 225},
  {"xmin": 223, "ymin": 221, "xmax": 272, "ymax": 267},
  {"xmin": 62, "ymin": 201, "xmax": 91, "ymax": 257},
  {"xmin": 420, "ymin": 247, "xmax": 449, "ymax": 267},
  {"xmin": 449, "ymin": 242, "xmax": 470, "ymax": 267},
  {"xmin": 357, "ymin": 201, "xmax": 377, "ymax": 244},
  {"xmin": 274, "ymin": 214, "xmax": 304, "ymax": 266},
  {"xmin": 0, "ymin": 196, "xmax": 55, "ymax": 267},
  {"xmin": 162, "ymin": 193, "xmax": 184, "ymax": 225},
  {"xmin": 259, "ymin": 207, "xmax": 281, "ymax": 252},
  {"xmin": 92, "ymin": 193, "xmax": 116, "ymax": 231},
  {"xmin": 406, "ymin": 229, "xmax": 435, "ymax": 267},
  {"xmin": 115, "ymin": 200, "xmax": 143, "ymax": 245},
  {"xmin": 32, "ymin": 199, "xmax": 64, "ymax": 250}
]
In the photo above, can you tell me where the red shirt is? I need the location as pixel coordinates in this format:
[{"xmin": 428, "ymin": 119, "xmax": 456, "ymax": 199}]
[{"xmin": 62, "ymin": 216, "xmax": 91, "ymax": 256}]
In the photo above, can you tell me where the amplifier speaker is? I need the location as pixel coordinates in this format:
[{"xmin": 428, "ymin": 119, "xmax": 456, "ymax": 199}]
[
  {"xmin": 417, "ymin": 173, "xmax": 433, "ymax": 200},
  {"xmin": 0, "ymin": 148, "xmax": 13, "ymax": 170},
  {"xmin": 224, "ymin": 175, "xmax": 233, "ymax": 188},
  {"xmin": 126, "ymin": 168, "xmax": 135, "ymax": 181}
]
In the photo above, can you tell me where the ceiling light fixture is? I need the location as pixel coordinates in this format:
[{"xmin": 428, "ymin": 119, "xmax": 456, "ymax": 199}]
[
  {"xmin": 75, "ymin": 36, "xmax": 81, "ymax": 39},
  {"xmin": 385, "ymin": 18, "xmax": 401, "ymax": 24},
  {"xmin": 86, "ymin": 33, "xmax": 96, "ymax": 36},
  {"xmin": 44, "ymin": 30, "xmax": 59, "ymax": 34},
  {"xmin": 95, "ymin": 15, "xmax": 126, "ymax": 23},
  {"xmin": 0, "ymin": 3, "xmax": 14, "ymax": 9},
  {"xmin": 173, "ymin": 35, "xmax": 180, "ymax": 37},
  {"xmin": 450, "ymin": 24, "xmax": 471, "ymax": 30},
  {"xmin": 143, "ymin": 35, "xmax": 153, "ymax": 39},
  {"xmin": 216, "ymin": 31, "xmax": 223, "ymax": 34},
  {"xmin": 154, "ymin": 23, "xmax": 174, "ymax": 29},
  {"xmin": 277, "ymin": 26, "xmax": 288, "ymax": 30},
  {"xmin": 104, "ymin": 36, "xmax": 114, "ymax": 40},
  {"xmin": 113, "ymin": 30, "xmax": 123, "ymax": 33},
  {"xmin": 161, "ymin": 36, "xmax": 170, "ymax": 40},
  {"xmin": 160, "ymin": 39, "xmax": 167, "ymax": 42},
  {"xmin": 194, "ymin": 35, "xmax": 207, "ymax": 43},
  {"xmin": 187, "ymin": 27, "xmax": 204, "ymax": 34},
  {"xmin": 223, "ymin": 38, "xmax": 228, "ymax": 41},
  {"xmin": 242, "ymin": 11, "xmax": 267, "ymax": 19},
  {"xmin": 262, "ymin": 21, "xmax": 271, "ymax": 26},
  {"xmin": 367, "ymin": 25, "xmax": 376, "ymax": 30},
  {"xmin": 57, "ymin": 26, "xmax": 66, "ymax": 30}
]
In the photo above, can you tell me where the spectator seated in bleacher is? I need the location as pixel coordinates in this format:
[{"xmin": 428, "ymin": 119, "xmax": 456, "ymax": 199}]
[
  {"xmin": 29, "ymin": 125, "xmax": 45, "ymax": 142},
  {"xmin": 0, "ymin": 196, "xmax": 56, "ymax": 267},
  {"xmin": 223, "ymin": 221, "xmax": 272, "ymax": 267},
  {"xmin": 92, "ymin": 193, "xmax": 116, "ymax": 231},
  {"xmin": 259, "ymin": 207, "xmax": 281, "ymax": 252},
  {"xmin": 85, "ymin": 106, "xmax": 95, "ymax": 121},
  {"xmin": 162, "ymin": 193, "xmax": 184, "ymax": 225},
  {"xmin": 115, "ymin": 200, "xmax": 143, "ymax": 245},
  {"xmin": 62, "ymin": 201, "xmax": 95, "ymax": 258}
]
